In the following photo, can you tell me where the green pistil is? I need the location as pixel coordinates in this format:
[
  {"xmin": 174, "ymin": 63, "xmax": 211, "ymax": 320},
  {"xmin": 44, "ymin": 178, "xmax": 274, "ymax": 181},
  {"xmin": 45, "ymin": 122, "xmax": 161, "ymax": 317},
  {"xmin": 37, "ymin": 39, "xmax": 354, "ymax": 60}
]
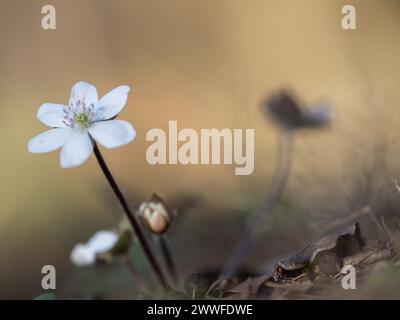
[{"xmin": 75, "ymin": 113, "xmax": 90, "ymax": 128}]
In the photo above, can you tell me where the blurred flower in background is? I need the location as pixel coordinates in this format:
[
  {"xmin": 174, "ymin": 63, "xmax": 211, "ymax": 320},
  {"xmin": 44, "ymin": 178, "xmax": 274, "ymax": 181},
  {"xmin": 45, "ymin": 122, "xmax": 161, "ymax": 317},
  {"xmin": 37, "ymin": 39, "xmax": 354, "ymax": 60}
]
[
  {"xmin": 263, "ymin": 90, "xmax": 332, "ymax": 131},
  {"xmin": 70, "ymin": 230, "xmax": 119, "ymax": 267}
]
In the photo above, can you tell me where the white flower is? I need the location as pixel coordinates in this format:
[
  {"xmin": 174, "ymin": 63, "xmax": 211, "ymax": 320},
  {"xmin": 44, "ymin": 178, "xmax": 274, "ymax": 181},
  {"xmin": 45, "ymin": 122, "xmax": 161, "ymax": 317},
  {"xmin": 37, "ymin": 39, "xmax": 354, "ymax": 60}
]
[
  {"xmin": 70, "ymin": 230, "xmax": 119, "ymax": 267},
  {"xmin": 28, "ymin": 81, "xmax": 136, "ymax": 168},
  {"xmin": 264, "ymin": 90, "xmax": 332, "ymax": 131}
]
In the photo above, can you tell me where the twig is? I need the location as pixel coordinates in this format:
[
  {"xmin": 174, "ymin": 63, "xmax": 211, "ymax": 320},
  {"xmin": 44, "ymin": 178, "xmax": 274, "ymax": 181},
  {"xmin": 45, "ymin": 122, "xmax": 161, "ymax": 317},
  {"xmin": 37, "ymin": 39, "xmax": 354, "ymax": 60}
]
[
  {"xmin": 380, "ymin": 216, "xmax": 395, "ymax": 240},
  {"xmin": 393, "ymin": 178, "xmax": 400, "ymax": 195}
]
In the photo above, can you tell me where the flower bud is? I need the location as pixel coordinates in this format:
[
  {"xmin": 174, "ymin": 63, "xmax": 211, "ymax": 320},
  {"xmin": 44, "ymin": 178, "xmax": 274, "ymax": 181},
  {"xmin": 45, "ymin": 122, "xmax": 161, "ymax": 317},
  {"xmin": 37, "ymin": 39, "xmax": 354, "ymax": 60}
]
[{"xmin": 137, "ymin": 193, "xmax": 174, "ymax": 235}]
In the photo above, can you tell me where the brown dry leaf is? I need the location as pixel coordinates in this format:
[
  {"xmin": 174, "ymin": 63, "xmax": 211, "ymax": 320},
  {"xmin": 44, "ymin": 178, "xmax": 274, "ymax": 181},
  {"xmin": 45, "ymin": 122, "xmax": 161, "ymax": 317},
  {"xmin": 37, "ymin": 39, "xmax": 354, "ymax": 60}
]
[{"xmin": 224, "ymin": 274, "xmax": 271, "ymax": 300}]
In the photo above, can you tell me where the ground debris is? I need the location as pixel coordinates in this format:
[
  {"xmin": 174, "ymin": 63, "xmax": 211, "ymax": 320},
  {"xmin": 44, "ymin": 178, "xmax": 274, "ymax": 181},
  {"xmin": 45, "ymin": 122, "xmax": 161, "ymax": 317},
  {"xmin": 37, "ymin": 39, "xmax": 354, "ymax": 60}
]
[{"xmin": 223, "ymin": 223, "xmax": 396, "ymax": 299}]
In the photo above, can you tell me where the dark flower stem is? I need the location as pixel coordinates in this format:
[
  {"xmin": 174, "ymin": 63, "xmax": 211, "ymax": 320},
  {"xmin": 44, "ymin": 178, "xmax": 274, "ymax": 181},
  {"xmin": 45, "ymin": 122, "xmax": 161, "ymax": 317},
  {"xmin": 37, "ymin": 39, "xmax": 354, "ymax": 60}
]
[
  {"xmin": 92, "ymin": 141, "xmax": 167, "ymax": 289},
  {"xmin": 157, "ymin": 235, "xmax": 178, "ymax": 284},
  {"xmin": 221, "ymin": 130, "xmax": 294, "ymax": 278}
]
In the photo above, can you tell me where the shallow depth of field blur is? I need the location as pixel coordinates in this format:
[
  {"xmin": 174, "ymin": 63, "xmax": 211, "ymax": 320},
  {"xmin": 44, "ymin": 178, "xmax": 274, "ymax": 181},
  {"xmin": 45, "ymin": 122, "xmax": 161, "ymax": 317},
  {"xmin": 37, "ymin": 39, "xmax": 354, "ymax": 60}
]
[{"xmin": 1, "ymin": 0, "xmax": 400, "ymax": 299}]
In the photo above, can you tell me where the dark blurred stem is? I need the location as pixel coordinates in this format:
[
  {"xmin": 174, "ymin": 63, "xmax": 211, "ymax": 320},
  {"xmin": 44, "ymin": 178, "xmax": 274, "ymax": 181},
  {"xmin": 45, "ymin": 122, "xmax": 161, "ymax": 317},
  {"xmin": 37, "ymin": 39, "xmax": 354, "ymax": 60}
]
[
  {"xmin": 262, "ymin": 131, "xmax": 294, "ymax": 211},
  {"xmin": 92, "ymin": 141, "xmax": 167, "ymax": 289},
  {"xmin": 157, "ymin": 235, "xmax": 178, "ymax": 285},
  {"xmin": 221, "ymin": 130, "xmax": 294, "ymax": 278}
]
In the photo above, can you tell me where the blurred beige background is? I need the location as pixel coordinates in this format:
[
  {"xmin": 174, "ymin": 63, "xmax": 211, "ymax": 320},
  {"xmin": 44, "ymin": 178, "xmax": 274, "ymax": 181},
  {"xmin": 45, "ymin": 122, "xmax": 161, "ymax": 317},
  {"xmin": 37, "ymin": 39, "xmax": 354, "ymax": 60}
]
[{"xmin": 0, "ymin": 0, "xmax": 400, "ymax": 298}]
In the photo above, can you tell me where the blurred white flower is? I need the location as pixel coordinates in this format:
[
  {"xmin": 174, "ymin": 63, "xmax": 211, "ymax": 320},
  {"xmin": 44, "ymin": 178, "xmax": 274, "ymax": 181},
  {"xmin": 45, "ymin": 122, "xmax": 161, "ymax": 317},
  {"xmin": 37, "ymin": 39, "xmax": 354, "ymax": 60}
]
[
  {"xmin": 70, "ymin": 230, "xmax": 119, "ymax": 267},
  {"xmin": 263, "ymin": 90, "xmax": 332, "ymax": 131},
  {"xmin": 28, "ymin": 81, "xmax": 136, "ymax": 168},
  {"xmin": 70, "ymin": 244, "xmax": 96, "ymax": 267}
]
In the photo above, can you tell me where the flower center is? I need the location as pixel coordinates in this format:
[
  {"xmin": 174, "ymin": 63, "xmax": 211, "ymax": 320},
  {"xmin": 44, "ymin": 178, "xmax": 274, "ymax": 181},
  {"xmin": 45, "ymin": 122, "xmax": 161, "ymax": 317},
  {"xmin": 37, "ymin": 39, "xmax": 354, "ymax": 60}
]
[
  {"xmin": 63, "ymin": 99, "xmax": 95, "ymax": 129},
  {"xmin": 75, "ymin": 113, "xmax": 90, "ymax": 128}
]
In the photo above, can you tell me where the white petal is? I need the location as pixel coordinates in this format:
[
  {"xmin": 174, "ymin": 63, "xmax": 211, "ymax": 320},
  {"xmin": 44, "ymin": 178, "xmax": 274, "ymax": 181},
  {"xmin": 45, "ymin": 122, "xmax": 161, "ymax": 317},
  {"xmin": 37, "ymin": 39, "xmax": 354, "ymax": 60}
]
[
  {"xmin": 70, "ymin": 244, "xmax": 96, "ymax": 267},
  {"xmin": 69, "ymin": 81, "xmax": 98, "ymax": 107},
  {"xmin": 60, "ymin": 130, "xmax": 93, "ymax": 168},
  {"xmin": 88, "ymin": 231, "xmax": 118, "ymax": 254},
  {"xmin": 88, "ymin": 120, "xmax": 136, "ymax": 149},
  {"xmin": 37, "ymin": 103, "xmax": 67, "ymax": 128},
  {"xmin": 304, "ymin": 104, "xmax": 332, "ymax": 127},
  {"xmin": 95, "ymin": 85, "xmax": 130, "ymax": 121},
  {"xmin": 28, "ymin": 128, "xmax": 71, "ymax": 153}
]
